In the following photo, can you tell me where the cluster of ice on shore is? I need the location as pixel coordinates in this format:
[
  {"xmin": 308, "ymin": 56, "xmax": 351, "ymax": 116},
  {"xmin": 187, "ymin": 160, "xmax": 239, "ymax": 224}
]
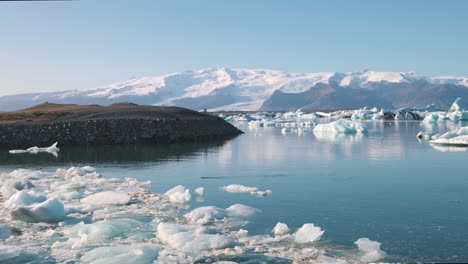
[{"xmin": 0, "ymin": 166, "xmax": 386, "ymax": 263}]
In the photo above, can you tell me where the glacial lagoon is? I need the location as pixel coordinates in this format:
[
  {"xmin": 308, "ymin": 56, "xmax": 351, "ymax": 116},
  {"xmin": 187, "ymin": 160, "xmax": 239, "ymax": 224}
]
[{"xmin": 1, "ymin": 120, "xmax": 467, "ymax": 263}]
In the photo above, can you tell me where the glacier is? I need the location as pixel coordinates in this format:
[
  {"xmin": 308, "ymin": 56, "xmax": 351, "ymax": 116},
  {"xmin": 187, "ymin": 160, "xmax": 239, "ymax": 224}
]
[{"xmin": 2, "ymin": 68, "xmax": 468, "ymax": 111}]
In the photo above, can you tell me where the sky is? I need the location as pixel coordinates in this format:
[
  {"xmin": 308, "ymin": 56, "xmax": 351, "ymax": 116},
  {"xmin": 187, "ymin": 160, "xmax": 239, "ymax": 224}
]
[{"xmin": 1, "ymin": 0, "xmax": 468, "ymax": 96}]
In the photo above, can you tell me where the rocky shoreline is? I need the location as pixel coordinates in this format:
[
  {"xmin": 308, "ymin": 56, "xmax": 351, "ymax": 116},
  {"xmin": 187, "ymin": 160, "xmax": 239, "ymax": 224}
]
[{"xmin": 0, "ymin": 103, "xmax": 243, "ymax": 148}]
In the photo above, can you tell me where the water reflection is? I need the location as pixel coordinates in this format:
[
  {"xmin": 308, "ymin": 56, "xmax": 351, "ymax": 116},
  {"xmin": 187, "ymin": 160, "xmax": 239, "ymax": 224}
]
[
  {"xmin": 430, "ymin": 144, "xmax": 468, "ymax": 152},
  {"xmin": 0, "ymin": 140, "xmax": 230, "ymax": 166}
]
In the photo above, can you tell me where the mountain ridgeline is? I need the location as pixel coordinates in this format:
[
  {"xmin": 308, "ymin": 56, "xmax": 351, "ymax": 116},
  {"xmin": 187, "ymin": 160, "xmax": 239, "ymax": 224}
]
[
  {"xmin": 260, "ymin": 80, "xmax": 468, "ymax": 111},
  {"xmin": 1, "ymin": 68, "xmax": 467, "ymax": 111}
]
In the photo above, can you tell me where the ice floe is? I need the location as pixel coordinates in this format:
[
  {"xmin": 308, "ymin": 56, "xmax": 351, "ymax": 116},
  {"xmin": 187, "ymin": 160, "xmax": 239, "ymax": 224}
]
[
  {"xmin": 293, "ymin": 223, "xmax": 325, "ymax": 243},
  {"xmin": 222, "ymin": 184, "xmax": 272, "ymax": 197},
  {"xmin": 81, "ymin": 191, "xmax": 131, "ymax": 206},
  {"xmin": 354, "ymin": 237, "xmax": 387, "ymax": 263},
  {"xmin": 313, "ymin": 119, "xmax": 368, "ymax": 134},
  {"xmin": 11, "ymin": 199, "xmax": 66, "ymax": 223},
  {"xmin": 0, "ymin": 166, "xmax": 386, "ymax": 263},
  {"xmin": 272, "ymin": 222, "xmax": 290, "ymax": 236},
  {"xmin": 9, "ymin": 142, "xmax": 60, "ymax": 157},
  {"xmin": 164, "ymin": 185, "xmax": 192, "ymax": 203},
  {"xmin": 419, "ymin": 126, "xmax": 468, "ymax": 146}
]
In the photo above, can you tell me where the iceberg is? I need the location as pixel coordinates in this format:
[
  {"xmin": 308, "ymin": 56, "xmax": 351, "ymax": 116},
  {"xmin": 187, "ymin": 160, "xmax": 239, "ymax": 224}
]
[
  {"xmin": 430, "ymin": 126, "xmax": 468, "ymax": 146},
  {"xmin": 156, "ymin": 222, "xmax": 235, "ymax": 252},
  {"xmin": 272, "ymin": 222, "xmax": 290, "ymax": 236},
  {"xmin": 222, "ymin": 184, "xmax": 272, "ymax": 197},
  {"xmin": 313, "ymin": 119, "xmax": 367, "ymax": 134},
  {"xmin": 11, "ymin": 199, "xmax": 66, "ymax": 223},
  {"xmin": 225, "ymin": 204, "xmax": 261, "ymax": 218},
  {"xmin": 354, "ymin": 238, "xmax": 386, "ymax": 262},
  {"xmin": 4, "ymin": 190, "xmax": 46, "ymax": 209},
  {"xmin": 293, "ymin": 223, "xmax": 324, "ymax": 244},
  {"xmin": 164, "ymin": 185, "xmax": 191, "ymax": 203},
  {"xmin": 57, "ymin": 218, "xmax": 142, "ymax": 249},
  {"xmin": 184, "ymin": 206, "xmax": 226, "ymax": 225},
  {"xmin": 9, "ymin": 142, "xmax": 60, "ymax": 157}
]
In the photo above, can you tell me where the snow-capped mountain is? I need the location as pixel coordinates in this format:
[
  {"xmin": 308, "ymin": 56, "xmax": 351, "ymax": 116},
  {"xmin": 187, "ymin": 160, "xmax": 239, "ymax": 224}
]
[{"xmin": 1, "ymin": 68, "xmax": 468, "ymax": 111}]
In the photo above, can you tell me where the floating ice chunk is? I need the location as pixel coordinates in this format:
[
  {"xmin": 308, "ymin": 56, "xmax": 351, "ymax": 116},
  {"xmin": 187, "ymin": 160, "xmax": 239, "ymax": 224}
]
[
  {"xmin": 272, "ymin": 222, "xmax": 290, "ymax": 236},
  {"xmin": 4, "ymin": 190, "xmax": 46, "ymax": 209},
  {"xmin": 354, "ymin": 238, "xmax": 386, "ymax": 262},
  {"xmin": 9, "ymin": 142, "xmax": 60, "ymax": 156},
  {"xmin": 430, "ymin": 135, "xmax": 468, "ymax": 146},
  {"xmin": 81, "ymin": 191, "xmax": 131, "ymax": 206},
  {"xmin": 157, "ymin": 222, "xmax": 235, "ymax": 252},
  {"xmin": 194, "ymin": 187, "xmax": 204, "ymax": 196},
  {"xmin": 222, "ymin": 184, "xmax": 271, "ymax": 197},
  {"xmin": 313, "ymin": 119, "xmax": 367, "ymax": 134},
  {"xmin": 80, "ymin": 244, "xmax": 159, "ymax": 264},
  {"xmin": 0, "ymin": 245, "xmax": 22, "ymax": 262},
  {"xmin": 184, "ymin": 206, "xmax": 226, "ymax": 225},
  {"xmin": 164, "ymin": 185, "xmax": 191, "ymax": 203},
  {"xmin": 251, "ymin": 189, "xmax": 272, "ymax": 197},
  {"xmin": 59, "ymin": 218, "xmax": 142, "ymax": 249},
  {"xmin": 223, "ymin": 184, "xmax": 258, "ymax": 193},
  {"xmin": 225, "ymin": 204, "xmax": 261, "ymax": 218},
  {"xmin": 293, "ymin": 223, "xmax": 324, "ymax": 243},
  {"xmin": 430, "ymin": 126, "xmax": 468, "ymax": 146},
  {"xmin": 11, "ymin": 199, "xmax": 66, "ymax": 223}
]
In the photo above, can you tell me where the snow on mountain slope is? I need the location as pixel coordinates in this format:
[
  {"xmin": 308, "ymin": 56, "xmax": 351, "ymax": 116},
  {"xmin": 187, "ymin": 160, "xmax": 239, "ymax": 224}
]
[{"xmin": 1, "ymin": 68, "xmax": 468, "ymax": 111}]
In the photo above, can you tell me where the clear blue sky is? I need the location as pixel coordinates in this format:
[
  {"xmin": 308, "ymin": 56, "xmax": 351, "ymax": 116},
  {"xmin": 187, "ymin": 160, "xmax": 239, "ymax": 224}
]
[{"xmin": 1, "ymin": 0, "xmax": 467, "ymax": 95}]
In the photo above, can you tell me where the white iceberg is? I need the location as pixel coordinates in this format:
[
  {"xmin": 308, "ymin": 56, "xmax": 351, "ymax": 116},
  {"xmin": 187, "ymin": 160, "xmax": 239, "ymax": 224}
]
[
  {"xmin": 80, "ymin": 191, "xmax": 131, "ymax": 206},
  {"xmin": 222, "ymin": 184, "xmax": 272, "ymax": 197},
  {"xmin": 57, "ymin": 218, "xmax": 142, "ymax": 249},
  {"xmin": 430, "ymin": 126, "xmax": 468, "ymax": 146},
  {"xmin": 164, "ymin": 185, "xmax": 192, "ymax": 204},
  {"xmin": 193, "ymin": 187, "xmax": 204, "ymax": 196},
  {"xmin": 184, "ymin": 206, "xmax": 226, "ymax": 225},
  {"xmin": 354, "ymin": 237, "xmax": 386, "ymax": 262},
  {"xmin": 293, "ymin": 223, "xmax": 324, "ymax": 244},
  {"xmin": 225, "ymin": 204, "xmax": 261, "ymax": 218},
  {"xmin": 313, "ymin": 119, "xmax": 367, "ymax": 134},
  {"xmin": 9, "ymin": 142, "xmax": 60, "ymax": 157},
  {"xmin": 4, "ymin": 190, "xmax": 46, "ymax": 209},
  {"xmin": 156, "ymin": 222, "xmax": 235, "ymax": 252},
  {"xmin": 11, "ymin": 199, "xmax": 66, "ymax": 223},
  {"xmin": 272, "ymin": 222, "xmax": 290, "ymax": 236}
]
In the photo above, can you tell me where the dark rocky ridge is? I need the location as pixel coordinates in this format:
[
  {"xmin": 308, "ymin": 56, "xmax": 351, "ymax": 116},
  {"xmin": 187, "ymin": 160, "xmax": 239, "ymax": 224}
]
[{"xmin": 0, "ymin": 102, "xmax": 242, "ymax": 148}]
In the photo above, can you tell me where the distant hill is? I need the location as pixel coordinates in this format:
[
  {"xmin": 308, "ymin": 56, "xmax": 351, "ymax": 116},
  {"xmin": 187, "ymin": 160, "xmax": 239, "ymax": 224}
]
[{"xmin": 1, "ymin": 68, "xmax": 467, "ymax": 111}]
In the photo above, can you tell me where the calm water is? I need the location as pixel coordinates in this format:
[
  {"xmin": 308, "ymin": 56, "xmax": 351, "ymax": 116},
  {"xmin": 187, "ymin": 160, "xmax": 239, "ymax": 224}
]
[{"xmin": 1, "ymin": 121, "xmax": 468, "ymax": 262}]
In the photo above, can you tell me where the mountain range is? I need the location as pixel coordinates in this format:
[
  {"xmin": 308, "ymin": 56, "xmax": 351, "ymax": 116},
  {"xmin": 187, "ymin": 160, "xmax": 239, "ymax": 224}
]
[{"xmin": 1, "ymin": 68, "xmax": 468, "ymax": 111}]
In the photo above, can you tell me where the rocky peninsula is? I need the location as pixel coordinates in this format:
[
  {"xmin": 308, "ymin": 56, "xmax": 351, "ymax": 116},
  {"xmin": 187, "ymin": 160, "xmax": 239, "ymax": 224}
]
[{"xmin": 0, "ymin": 102, "xmax": 242, "ymax": 149}]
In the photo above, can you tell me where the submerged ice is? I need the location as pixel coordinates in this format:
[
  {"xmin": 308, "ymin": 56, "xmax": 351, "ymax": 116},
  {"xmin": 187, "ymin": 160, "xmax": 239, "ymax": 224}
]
[{"xmin": 0, "ymin": 166, "xmax": 387, "ymax": 263}]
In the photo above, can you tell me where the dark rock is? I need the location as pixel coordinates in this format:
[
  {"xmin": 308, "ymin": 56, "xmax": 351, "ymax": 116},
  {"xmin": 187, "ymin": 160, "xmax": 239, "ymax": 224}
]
[{"xmin": 0, "ymin": 103, "xmax": 242, "ymax": 148}]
